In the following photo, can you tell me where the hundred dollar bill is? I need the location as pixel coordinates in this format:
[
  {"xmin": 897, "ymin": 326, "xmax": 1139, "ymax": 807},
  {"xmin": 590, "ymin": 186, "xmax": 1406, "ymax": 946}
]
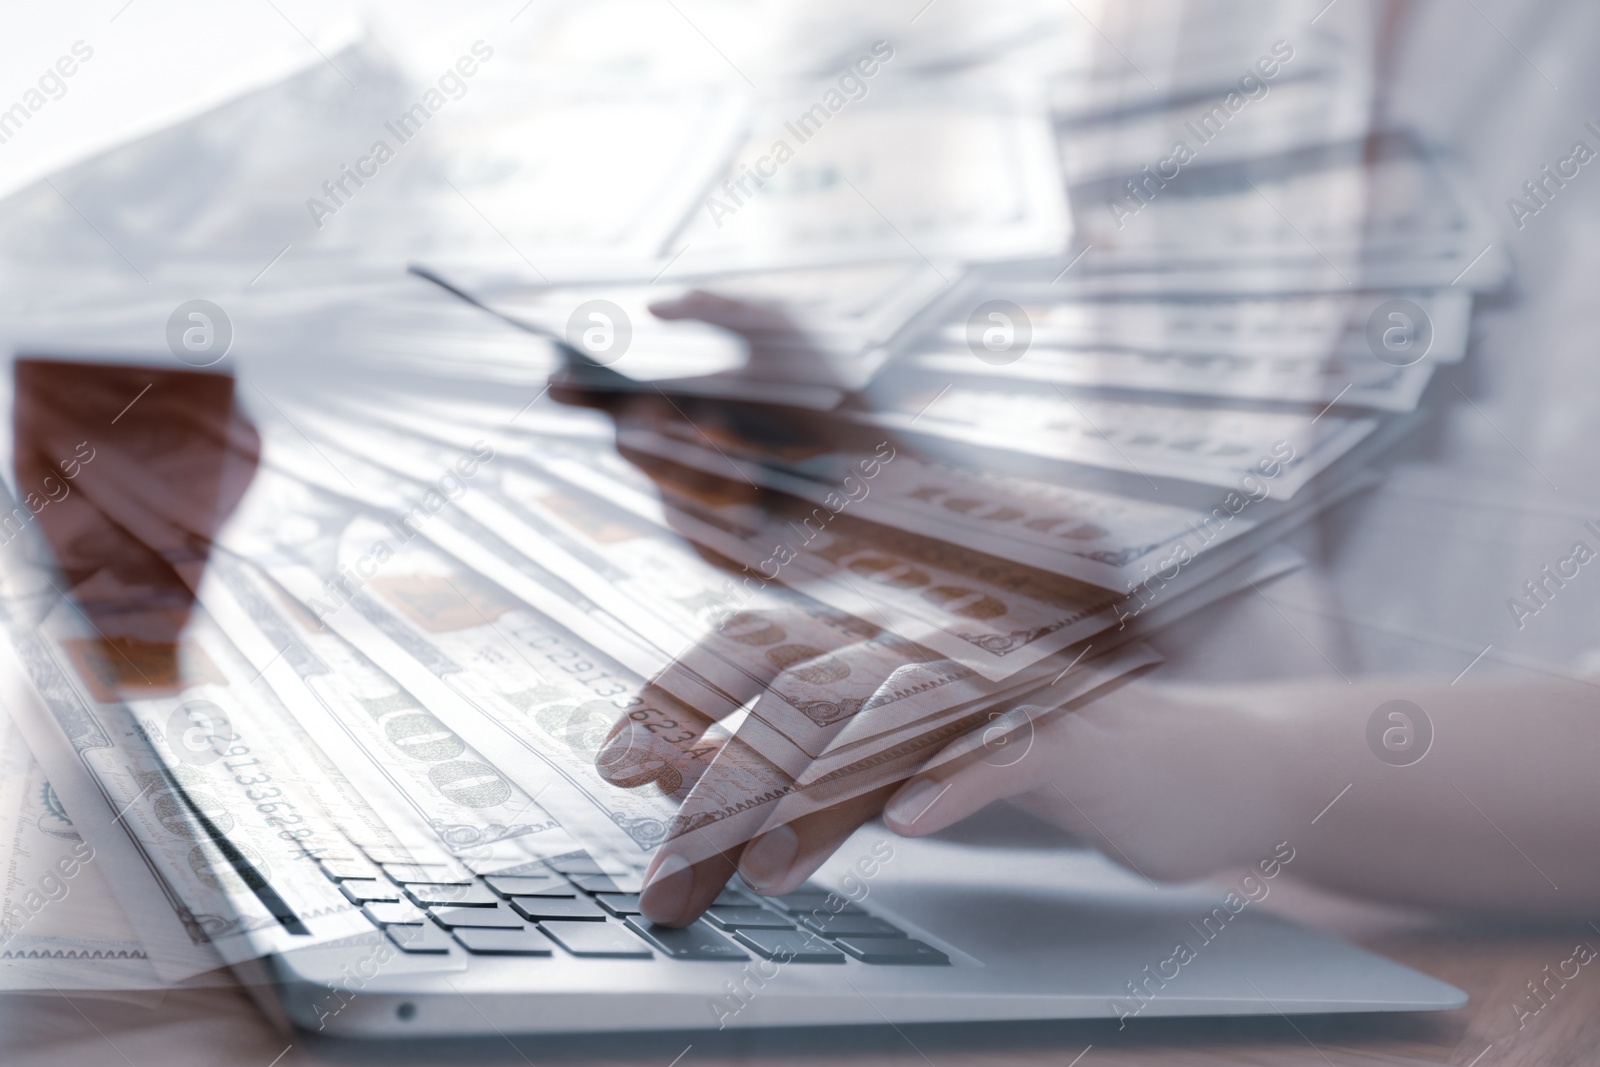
[
  {"xmin": 473, "ymin": 463, "xmax": 1125, "ymax": 755},
  {"xmin": 435, "ymin": 489, "xmax": 1121, "ymax": 763},
  {"xmin": 665, "ymin": 87, "xmax": 1069, "ymax": 274},
  {"xmin": 302, "ymin": 520, "xmax": 1156, "ymax": 863},
  {"xmin": 199, "ymin": 553, "xmax": 584, "ymax": 873},
  {"xmin": 275, "ymin": 408, "xmax": 1087, "ymax": 755},
  {"xmin": 524, "ymin": 437, "xmax": 1333, "ymax": 681},
  {"xmin": 294, "ymin": 386, "xmax": 1369, "ymax": 685},
  {"xmin": 453, "ymin": 465, "xmax": 1162, "ymax": 764},
  {"xmin": 902, "ymin": 344, "xmax": 1435, "ymax": 411},
  {"xmin": 0, "ymin": 721, "xmax": 197, "ymax": 989},
  {"xmin": 280, "ymin": 395, "xmax": 1340, "ymax": 739},
  {"xmin": 611, "ymin": 422, "xmax": 1281, "ymax": 589},
  {"xmin": 0, "ymin": 584, "xmax": 378, "ymax": 970},
  {"xmin": 236, "ymin": 479, "xmax": 1139, "ymax": 870},
  {"xmin": 852, "ymin": 383, "xmax": 1378, "ymax": 494},
  {"xmin": 255, "ymin": 525, "xmax": 706, "ymax": 862},
  {"xmin": 282, "ymin": 408, "xmax": 1142, "ymax": 724},
  {"xmin": 218, "ymin": 456, "xmax": 701, "ymax": 863},
  {"xmin": 312, "ymin": 537, "xmax": 1280, "ymax": 870},
  {"xmin": 906, "ymin": 285, "xmax": 1468, "ymax": 411},
  {"xmin": 1053, "ymin": 135, "xmax": 1509, "ymax": 293},
  {"xmin": 306, "ymin": 387, "xmax": 1315, "ymax": 595},
  {"xmin": 250, "ymin": 396, "xmax": 1342, "ymax": 771},
  {"xmin": 239, "ymin": 418, "xmax": 668, "ymax": 686},
  {"xmin": 930, "ymin": 287, "xmax": 1472, "ymax": 364}
]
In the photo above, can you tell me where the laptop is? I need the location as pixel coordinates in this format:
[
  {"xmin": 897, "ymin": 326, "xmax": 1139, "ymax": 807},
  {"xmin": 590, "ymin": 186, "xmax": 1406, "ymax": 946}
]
[{"xmin": 238, "ymin": 806, "xmax": 1465, "ymax": 1037}]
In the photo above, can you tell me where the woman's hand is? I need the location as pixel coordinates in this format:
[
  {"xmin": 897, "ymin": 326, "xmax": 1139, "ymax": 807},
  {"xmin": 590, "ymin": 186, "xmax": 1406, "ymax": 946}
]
[{"xmin": 885, "ymin": 671, "xmax": 1600, "ymax": 916}]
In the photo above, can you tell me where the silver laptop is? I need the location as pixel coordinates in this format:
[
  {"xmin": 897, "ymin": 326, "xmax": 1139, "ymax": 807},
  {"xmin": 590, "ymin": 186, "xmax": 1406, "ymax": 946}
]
[{"xmin": 238, "ymin": 807, "xmax": 1464, "ymax": 1037}]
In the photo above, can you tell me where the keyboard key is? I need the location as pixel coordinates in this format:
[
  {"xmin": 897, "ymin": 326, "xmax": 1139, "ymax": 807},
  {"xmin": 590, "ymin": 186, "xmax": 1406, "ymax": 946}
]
[
  {"xmin": 509, "ymin": 896, "xmax": 608, "ymax": 922},
  {"xmin": 540, "ymin": 921, "xmax": 653, "ymax": 959},
  {"xmin": 594, "ymin": 893, "xmax": 643, "ymax": 917},
  {"xmin": 543, "ymin": 854, "xmax": 606, "ymax": 877},
  {"xmin": 765, "ymin": 891, "xmax": 866, "ymax": 917},
  {"xmin": 319, "ymin": 856, "xmax": 383, "ymax": 882},
  {"xmin": 362, "ymin": 845, "xmax": 452, "ymax": 865},
  {"xmin": 769, "ymin": 882, "xmax": 831, "ymax": 896},
  {"xmin": 362, "ymin": 901, "xmax": 427, "ymax": 926},
  {"xmin": 713, "ymin": 886, "xmax": 757, "ymax": 907},
  {"xmin": 429, "ymin": 904, "xmax": 526, "ymax": 929},
  {"xmin": 385, "ymin": 923, "xmax": 453, "ymax": 954},
  {"xmin": 732, "ymin": 929, "xmax": 845, "ymax": 963},
  {"xmin": 624, "ymin": 918, "xmax": 749, "ymax": 961},
  {"xmin": 570, "ymin": 872, "xmax": 644, "ymax": 894},
  {"xmin": 463, "ymin": 856, "xmax": 564, "ymax": 877},
  {"xmin": 705, "ymin": 906, "xmax": 794, "ymax": 930},
  {"xmin": 340, "ymin": 879, "xmax": 401, "ymax": 905},
  {"xmin": 802, "ymin": 914, "xmax": 907, "ymax": 939},
  {"xmin": 483, "ymin": 875, "xmax": 575, "ymax": 899},
  {"xmin": 833, "ymin": 937, "xmax": 950, "ymax": 965},
  {"xmin": 452, "ymin": 927, "xmax": 555, "ymax": 957},
  {"xmin": 384, "ymin": 863, "xmax": 470, "ymax": 885},
  {"xmin": 564, "ymin": 873, "xmax": 617, "ymax": 894},
  {"xmin": 404, "ymin": 883, "xmax": 499, "ymax": 908}
]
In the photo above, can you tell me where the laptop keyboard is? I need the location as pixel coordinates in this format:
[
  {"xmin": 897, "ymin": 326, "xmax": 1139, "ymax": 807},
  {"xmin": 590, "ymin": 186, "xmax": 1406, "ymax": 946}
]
[{"xmin": 316, "ymin": 848, "xmax": 950, "ymax": 966}]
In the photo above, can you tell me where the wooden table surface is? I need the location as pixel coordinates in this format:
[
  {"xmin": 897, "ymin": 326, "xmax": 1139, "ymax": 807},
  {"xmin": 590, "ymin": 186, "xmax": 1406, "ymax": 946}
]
[{"xmin": 2, "ymin": 873, "xmax": 1595, "ymax": 1067}]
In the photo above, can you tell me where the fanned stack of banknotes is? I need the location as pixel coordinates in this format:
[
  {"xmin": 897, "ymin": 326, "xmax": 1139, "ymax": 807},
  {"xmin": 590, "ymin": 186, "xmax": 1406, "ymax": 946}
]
[{"xmin": 0, "ymin": 0, "xmax": 1506, "ymax": 990}]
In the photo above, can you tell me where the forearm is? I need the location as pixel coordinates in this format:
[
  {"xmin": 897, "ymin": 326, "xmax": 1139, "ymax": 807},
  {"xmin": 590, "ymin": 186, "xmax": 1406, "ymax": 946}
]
[
  {"xmin": 1006, "ymin": 673, "xmax": 1600, "ymax": 915},
  {"xmin": 1225, "ymin": 674, "xmax": 1600, "ymax": 913}
]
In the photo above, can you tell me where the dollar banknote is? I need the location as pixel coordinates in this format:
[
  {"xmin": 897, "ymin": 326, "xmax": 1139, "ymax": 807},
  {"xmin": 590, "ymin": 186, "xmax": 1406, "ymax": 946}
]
[
  {"xmin": 902, "ymin": 344, "xmax": 1436, "ymax": 411},
  {"xmin": 221, "ymin": 420, "xmax": 1178, "ymax": 862},
  {"xmin": 239, "ymin": 421, "xmax": 668, "ymax": 684},
  {"xmin": 313, "ymin": 385, "xmax": 1354, "ymax": 594},
  {"xmin": 297, "ymin": 396, "xmax": 1363, "ymax": 697},
  {"xmin": 905, "ymin": 285, "xmax": 1467, "ymax": 411},
  {"xmin": 522, "ymin": 436, "xmax": 1334, "ymax": 681},
  {"xmin": 853, "ymin": 383, "xmax": 1377, "ymax": 494},
  {"xmin": 199, "ymin": 554, "xmax": 586, "ymax": 873},
  {"xmin": 271, "ymin": 520, "xmax": 1158, "ymax": 871},
  {"xmin": 609, "ymin": 422, "xmax": 1275, "ymax": 589},
  {"xmin": 279, "ymin": 403, "xmax": 1149, "ymax": 683},
  {"xmin": 0, "ymin": 585, "xmax": 381, "ymax": 970},
  {"xmin": 1054, "ymin": 135, "xmax": 1508, "ymax": 293},
  {"xmin": 0, "ymin": 720, "xmax": 205, "ymax": 989},
  {"xmin": 427, "ymin": 399, "xmax": 1245, "ymax": 588},
  {"xmin": 244, "ymin": 527, "xmax": 701, "ymax": 861},
  {"xmin": 270, "ymin": 408, "xmax": 1115, "ymax": 752},
  {"xmin": 286, "ymin": 386, "xmax": 1364, "ymax": 703},
  {"xmin": 217, "ymin": 456, "xmax": 700, "ymax": 863},
  {"xmin": 930, "ymin": 287, "xmax": 1471, "ymax": 364},
  {"xmin": 665, "ymin": 87, "xmax": 1068, "ymax": 274}
]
